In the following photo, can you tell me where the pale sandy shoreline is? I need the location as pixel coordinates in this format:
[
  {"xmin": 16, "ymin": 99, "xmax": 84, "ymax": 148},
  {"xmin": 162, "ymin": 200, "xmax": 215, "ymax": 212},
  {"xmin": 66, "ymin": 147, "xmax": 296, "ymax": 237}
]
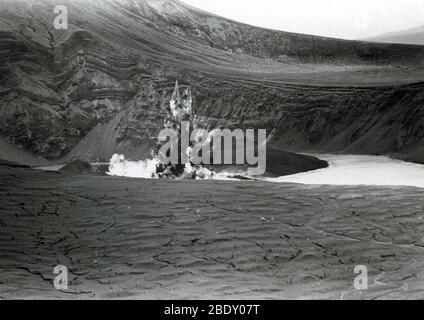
[
  {"xmin": 1, "ymin": 164, "xmax": 424, "ymax": 299},
  {"xmin": 267, "ymin": 154, "xmax": 424, "ymax": 189}
]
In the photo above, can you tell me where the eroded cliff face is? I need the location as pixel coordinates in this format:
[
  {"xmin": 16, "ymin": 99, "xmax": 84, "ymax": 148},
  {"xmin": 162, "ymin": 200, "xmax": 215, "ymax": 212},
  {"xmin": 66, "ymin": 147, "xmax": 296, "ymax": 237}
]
[
  {"xmin": 1, "ymin": 0, "xmax": 424, "ymax": 162},
  {"xmin": 191, "ymin": 80, "xmax": 424, "ymax": 162}
]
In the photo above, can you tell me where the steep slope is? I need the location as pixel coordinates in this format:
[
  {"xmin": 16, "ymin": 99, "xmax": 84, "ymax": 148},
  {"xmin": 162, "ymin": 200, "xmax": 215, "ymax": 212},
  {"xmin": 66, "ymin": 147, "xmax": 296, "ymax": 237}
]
[
  {"xmin": 0, "ymin": 136, "xmax": 49, "ymax": 166},
  {"xmin": 1, "ymin": 0, "xmax": 424, "ymax": 163},
  {"xmin": 365, "ymin": 25, "xmax": 424, "ymax": 45},
  {"xmin": 192, "ymin": 79, "xmax": 424, "ymax": 163}
]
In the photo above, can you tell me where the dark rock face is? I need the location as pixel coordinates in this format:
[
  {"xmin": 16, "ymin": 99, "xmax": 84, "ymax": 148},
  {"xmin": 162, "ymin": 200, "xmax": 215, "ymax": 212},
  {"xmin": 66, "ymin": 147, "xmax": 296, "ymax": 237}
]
[
  {"xmin": 267, "ymin": 84, "xmax": 424, "ymax": 161},
  {"xmin": 1, "ymin": 0, "xmax": 424, "ymax": 162},
  {"xmin": 192, "ymin": 80, "xmax": 424, "ymax": 162}
]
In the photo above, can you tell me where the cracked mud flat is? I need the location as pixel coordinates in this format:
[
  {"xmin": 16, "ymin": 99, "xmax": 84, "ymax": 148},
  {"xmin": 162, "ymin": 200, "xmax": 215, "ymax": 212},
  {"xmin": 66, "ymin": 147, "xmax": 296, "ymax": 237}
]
[{"xmin": 1, "ymin": 164, "xmax": 424, "ymax": 300}]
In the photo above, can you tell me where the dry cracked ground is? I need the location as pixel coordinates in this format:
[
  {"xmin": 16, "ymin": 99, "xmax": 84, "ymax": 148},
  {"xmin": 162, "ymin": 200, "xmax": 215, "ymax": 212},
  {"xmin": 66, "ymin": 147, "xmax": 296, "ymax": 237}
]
[{"xmin": 1, "ymin": 164, "xmax": 424, "ymax": 299}]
